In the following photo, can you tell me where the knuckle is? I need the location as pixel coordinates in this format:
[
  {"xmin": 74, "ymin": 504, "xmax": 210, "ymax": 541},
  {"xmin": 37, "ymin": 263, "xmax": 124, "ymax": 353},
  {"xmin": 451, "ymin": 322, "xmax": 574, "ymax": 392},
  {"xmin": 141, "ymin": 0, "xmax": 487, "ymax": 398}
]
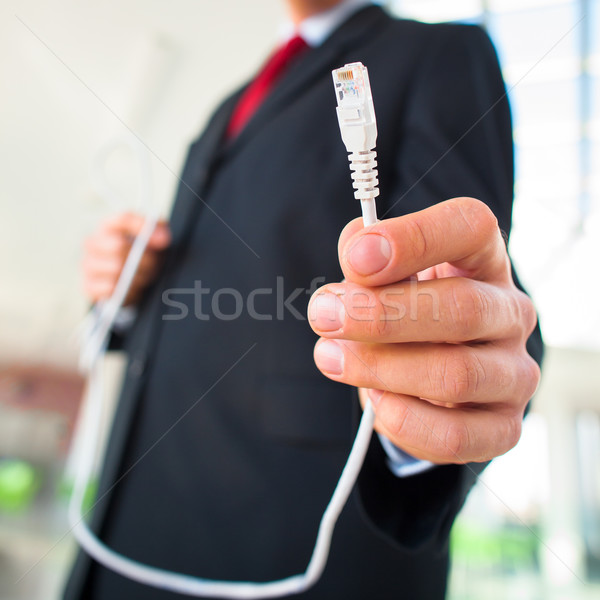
[
  {"xmin": 442, "ymin": 420, "xmax": 469, "ymax": 461},
  {"xmin": 448, "ymin": 283, "xmax": 488, "ymax": 339},
  {"xmin": 453, "ymin": 197, "xmax": 498, "ymax": 237},
  {"xmin": 520, "ymin": 353, "xmax": 541, "ymax": 401},
  {"xmin": 405, "ymin": 218, "xmax": 429, "ymax": 262},
  {"xmin": 370, "ymin": 316, "xmax": 387, "ymax": 340},
  {"xmin": 372, "ymin": 299, "xmax": 397, "ymax": 338},
  {"xmin": 517, "ymin": 291, "xmax": 538, "ymax": 338},
  {"xmin": 387, "ymin": 401, "xmax": 412, "ymax": 443},
  {"xmin": 362, "ymin": 345, "xmax": 383, "ymax": 383},
  {"xmin": 498, "ymin": 290, "xmax": 528, "ymax": 340},
  {"xmin": 378, "ymin": 288, "xmax": 406, "ymax": 331},
  {"xmin": 345, "ymin": 287, "xmax": 384, "ymax": 335},
  {"xmin": 503, "ymin": 414, "xmax": 523, "ymax": 453},
  {"xmin": 438, "ymin": 349, "xmax": 485, "ymax": 401}
]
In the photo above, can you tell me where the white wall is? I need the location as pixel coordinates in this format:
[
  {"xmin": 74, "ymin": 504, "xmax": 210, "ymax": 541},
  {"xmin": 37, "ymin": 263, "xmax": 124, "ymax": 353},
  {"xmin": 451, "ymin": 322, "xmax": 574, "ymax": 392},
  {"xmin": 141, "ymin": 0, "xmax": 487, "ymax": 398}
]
[
  {"xmin": 0, "ymin": 0, "xmax": 283, "ymax": 367},
  {"xmin": 3, "ymin": 0, "xmax": 599, "ymax": 368}
]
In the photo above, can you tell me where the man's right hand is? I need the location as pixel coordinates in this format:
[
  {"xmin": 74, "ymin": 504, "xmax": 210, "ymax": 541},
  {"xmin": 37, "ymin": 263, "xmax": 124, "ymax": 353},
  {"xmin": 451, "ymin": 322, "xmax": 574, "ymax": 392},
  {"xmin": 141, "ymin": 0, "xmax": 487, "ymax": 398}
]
[{"xmin": 82, "ymin": 212, "xmax": 171, "ymax": 306}]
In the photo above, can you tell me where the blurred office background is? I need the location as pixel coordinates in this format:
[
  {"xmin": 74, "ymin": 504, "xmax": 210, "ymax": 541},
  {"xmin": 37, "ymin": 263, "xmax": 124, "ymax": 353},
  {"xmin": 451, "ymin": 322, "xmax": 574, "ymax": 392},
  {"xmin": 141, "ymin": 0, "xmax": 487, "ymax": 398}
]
[{"xmin": 0, "ymin": 0, "xmax": 598, "ymax": 598}]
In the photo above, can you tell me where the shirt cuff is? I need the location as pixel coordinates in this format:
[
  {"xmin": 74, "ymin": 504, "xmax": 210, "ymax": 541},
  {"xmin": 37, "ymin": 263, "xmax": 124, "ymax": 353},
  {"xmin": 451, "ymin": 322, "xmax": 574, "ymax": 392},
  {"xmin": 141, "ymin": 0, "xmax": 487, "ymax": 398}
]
[{"xmin": 378, "ymin": 434, "xmax": 435, "ymax": 477}]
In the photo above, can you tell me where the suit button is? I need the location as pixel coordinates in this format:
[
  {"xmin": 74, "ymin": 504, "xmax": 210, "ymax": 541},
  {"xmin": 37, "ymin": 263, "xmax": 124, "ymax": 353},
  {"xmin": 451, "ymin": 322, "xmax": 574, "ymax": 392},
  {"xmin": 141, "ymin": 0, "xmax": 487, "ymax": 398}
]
[{"xmin": 129, "ymin": 358, "xmax": 146, "ymax": 378}]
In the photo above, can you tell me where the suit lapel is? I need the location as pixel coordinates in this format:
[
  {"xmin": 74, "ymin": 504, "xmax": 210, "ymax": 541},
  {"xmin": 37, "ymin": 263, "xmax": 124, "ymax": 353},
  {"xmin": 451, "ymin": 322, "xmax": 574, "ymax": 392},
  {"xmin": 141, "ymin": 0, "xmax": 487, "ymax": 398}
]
[
  {"xmin": 170, "ymin": 5, "xmax": 389, "ymax": 247},
  {"xmin": 222, "ymin": 5, "xmax": 388, "ymax": 157},
  {"xmin": 168, "ymin": 91, "xmax": 240, "ymax": 246}
]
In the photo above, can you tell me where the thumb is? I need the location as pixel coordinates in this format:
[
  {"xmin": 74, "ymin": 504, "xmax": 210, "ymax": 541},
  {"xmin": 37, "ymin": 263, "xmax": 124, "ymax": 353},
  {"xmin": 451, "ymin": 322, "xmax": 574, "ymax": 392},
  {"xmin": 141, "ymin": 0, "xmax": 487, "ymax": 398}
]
[
  {"xmin": 146, "ymin": 220, "xmax": 171, "ymax": 250},
  {"xmin": 104, "ymin": 213, "xmax": 171, "ymax": 249}
]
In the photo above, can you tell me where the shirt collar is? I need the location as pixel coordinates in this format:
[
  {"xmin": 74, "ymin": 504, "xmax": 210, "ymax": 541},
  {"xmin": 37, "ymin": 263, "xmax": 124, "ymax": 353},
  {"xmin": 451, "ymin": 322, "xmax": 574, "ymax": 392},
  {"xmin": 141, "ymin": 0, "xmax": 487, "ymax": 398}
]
[{"xmin": 279, "ymin": 0, "xmax": 375, "ymax": 48}]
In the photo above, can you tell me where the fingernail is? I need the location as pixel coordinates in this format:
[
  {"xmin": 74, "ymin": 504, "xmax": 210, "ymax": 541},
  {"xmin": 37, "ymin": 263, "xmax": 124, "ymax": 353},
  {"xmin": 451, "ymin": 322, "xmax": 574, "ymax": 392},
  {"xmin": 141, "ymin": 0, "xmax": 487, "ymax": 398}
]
[
  {"xmin": 308, "ymin": 293, "xmax": 345, "ymax": 331},
  {"xmin": 314, "ymin": 340, "xmax": 344, "ymax": 375},
  {"xmin": 369, "ymin": 389, "xmax": 385, "ymax": 408},
  {"xmin": 347, "ymin": 235, "xmax": 391, "ymax": 276}
]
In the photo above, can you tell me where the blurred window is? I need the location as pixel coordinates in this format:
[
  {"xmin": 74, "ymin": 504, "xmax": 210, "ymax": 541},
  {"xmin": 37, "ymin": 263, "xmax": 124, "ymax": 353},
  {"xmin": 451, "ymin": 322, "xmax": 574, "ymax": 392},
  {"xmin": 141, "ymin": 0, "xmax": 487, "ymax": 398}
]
[{"xmin": 388, "ymin": 0, "xmax": 599, "ymax": 348}]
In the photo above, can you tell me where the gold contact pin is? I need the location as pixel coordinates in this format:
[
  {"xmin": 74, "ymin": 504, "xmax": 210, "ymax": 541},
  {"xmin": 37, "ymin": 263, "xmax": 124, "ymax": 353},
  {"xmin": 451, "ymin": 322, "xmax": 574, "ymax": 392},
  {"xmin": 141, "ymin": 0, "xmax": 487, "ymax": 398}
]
[{"xmin": 338, "ymin": 70, "xmax": 354, "ymax": 81}]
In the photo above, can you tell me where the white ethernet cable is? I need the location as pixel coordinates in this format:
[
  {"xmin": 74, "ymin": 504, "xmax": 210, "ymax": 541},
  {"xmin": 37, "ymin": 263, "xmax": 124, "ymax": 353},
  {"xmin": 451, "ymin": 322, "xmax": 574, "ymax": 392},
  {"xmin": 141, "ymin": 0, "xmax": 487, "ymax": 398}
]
[
  {"xmin": 70, "ymin": 62, "xmax": 379, "ymax": 598},
  {"xmin": 79, "ymin": 135, "xmax": 159, "ymax": 372},
  {"xmin": 332, "ymin": 62, "xmax": 379, "ymax": 228}
]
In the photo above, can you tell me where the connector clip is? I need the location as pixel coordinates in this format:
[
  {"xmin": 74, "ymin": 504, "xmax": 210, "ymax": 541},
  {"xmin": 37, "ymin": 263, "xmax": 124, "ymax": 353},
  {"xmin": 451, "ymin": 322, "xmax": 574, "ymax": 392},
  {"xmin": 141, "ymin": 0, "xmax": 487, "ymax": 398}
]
[{"xmin": 332, "ymin": 62, "xmax": 377, "ymax": 153}]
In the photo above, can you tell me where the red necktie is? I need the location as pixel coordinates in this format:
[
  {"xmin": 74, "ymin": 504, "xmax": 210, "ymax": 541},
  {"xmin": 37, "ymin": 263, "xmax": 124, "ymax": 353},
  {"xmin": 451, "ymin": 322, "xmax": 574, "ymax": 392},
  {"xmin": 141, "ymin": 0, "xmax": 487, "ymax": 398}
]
[{"xmin": 226, "ymin": 35, "xmax": 309, "ymax": 139}]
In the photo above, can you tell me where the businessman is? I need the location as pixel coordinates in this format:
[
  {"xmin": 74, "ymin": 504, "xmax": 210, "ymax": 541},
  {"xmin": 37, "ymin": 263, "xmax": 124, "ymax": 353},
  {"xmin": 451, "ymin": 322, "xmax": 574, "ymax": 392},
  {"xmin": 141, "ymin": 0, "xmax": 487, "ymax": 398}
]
[{"xmin": 66, "ymin": 0, "xmax": 543, "ymax": 598}]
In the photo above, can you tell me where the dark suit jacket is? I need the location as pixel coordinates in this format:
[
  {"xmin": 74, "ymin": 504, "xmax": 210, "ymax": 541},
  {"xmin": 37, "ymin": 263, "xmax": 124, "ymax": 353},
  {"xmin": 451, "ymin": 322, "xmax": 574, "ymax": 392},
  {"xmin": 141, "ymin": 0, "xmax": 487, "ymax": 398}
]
[{"xmin": 64, "ymin": 6, "xmax": 543, "ymax": 600}]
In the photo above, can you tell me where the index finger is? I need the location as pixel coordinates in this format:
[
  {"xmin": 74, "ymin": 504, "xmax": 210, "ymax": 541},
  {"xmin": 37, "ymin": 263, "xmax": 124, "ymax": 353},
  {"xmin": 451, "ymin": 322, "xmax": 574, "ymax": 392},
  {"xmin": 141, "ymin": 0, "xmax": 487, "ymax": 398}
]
[{"xmin": 338, "ymin": 197, "xmax": 511, "ymax": 287}]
